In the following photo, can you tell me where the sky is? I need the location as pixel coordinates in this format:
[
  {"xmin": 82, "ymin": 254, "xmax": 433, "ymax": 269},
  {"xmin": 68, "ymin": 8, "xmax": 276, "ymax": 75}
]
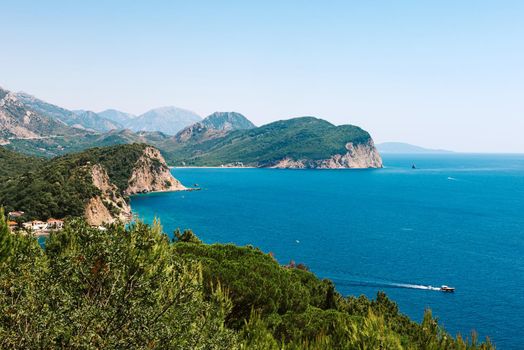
[{"xmin": 1, "ymin": 0, "xmax": 523, "ymax": 152}]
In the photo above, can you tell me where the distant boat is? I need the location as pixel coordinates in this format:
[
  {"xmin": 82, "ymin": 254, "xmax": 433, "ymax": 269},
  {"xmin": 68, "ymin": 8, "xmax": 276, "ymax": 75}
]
[
  {"xmin": 412, "ymin": 164, "xmax": 417, "ymax": 169},
  {"xmin": 440, "ymin": 285, "xmax": 455, "ymax": 293}
]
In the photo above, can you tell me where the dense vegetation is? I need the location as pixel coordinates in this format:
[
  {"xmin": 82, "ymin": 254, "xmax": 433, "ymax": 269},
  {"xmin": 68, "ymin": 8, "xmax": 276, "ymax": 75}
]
[
  {"xmin": 4, "ymin": 130, "xmax": 163, "ymax": 158},
  {"xmin": 0, "ymin": 144, "xmax": 149, "ymax": 219},
  {"xmin": 0, "ymin": 147, "xmax": 44, "ymax": 178},
  {"xmin": 0, "ymin": 210, "xmax": 494, "ymax": 349},
  {"xmin": 162, "ymin": 117, "xmax": 373, "ymax": 166}
]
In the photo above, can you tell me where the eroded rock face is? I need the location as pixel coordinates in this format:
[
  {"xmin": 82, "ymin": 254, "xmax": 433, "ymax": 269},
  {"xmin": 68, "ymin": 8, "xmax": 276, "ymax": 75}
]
[
  {"xmin": 86, "ymin": 164, "xmax": 132, "ymax": 226},
  {"xmin": 84, "ymin": 196, "xmax": 115, "ymax": 226},
  {"xmin": 317, "ymin": 141, "xmax": 383, "ymax": 169},
  {"xmin": 270, "ymin": 158, "xmax": 307, "ymax": 169},
  {"xmin": 125, "ymin": 146, "xmax": 186, "ymax": 195},
  {"xmin": 270, "ymin": 140, "xmax": 383, "ymax": 169}
]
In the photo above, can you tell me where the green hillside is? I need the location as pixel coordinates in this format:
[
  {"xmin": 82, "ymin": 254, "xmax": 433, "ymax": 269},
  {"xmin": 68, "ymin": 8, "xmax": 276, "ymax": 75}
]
[
  {"xmin": 0, "ymin": 147, "xmax": 44, "ymax": 178},
  {"xmin": 163, "ymin": 117, "xmax": 373, "ymax": 166},
  {"xmin": 4, "ymin": 130, "xmax": 166, "ymax": 158},
  {"xmin": 0, "ymin": 144, "xmax": 149, "ymax": 219}
]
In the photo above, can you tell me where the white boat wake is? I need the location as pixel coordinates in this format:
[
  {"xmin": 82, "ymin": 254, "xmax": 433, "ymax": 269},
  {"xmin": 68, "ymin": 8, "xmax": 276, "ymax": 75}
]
[
  {"xmin": 390, "ymin": 283, "xmax": 441, "ymax": 291},
  {"xmin": 334, "ymin": 279, "xmax": 442, "ymax": 292}
]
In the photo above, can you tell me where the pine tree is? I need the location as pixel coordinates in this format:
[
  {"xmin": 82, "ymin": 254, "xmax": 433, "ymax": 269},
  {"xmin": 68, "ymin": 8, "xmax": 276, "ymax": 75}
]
[{"xmin": 0, "ymin": 207, "xmax": 13, "ymax": 264}]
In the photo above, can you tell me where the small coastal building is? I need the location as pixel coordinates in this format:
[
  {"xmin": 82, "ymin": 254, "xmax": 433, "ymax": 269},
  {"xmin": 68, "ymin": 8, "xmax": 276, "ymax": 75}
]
[
  {"xmin": 32, "ymin": 220, "xmax": 48, "ymax": 231},
  {"xmin": 47, "ymin": 218, "xmax": 64, "ymax": 230},
  {"xmin": 8, "ymin": 211, "xmax": 24, "ymax": 219},
  {"xmin": 23, "ymin": 220, "xmax": 48, "ymax": 231}
]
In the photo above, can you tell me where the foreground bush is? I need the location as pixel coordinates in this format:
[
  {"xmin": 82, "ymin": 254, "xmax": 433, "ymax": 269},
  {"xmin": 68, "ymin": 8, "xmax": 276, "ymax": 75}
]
[{"xmin": 0, "ymin": 211, "xmax": 236, "ymax": 349}]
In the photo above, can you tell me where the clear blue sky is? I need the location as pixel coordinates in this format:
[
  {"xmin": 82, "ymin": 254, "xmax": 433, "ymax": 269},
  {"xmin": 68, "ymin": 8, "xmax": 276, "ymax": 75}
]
[{"xmin": 1, "ymin": 0, "xmax": 523, "ymax": 152}]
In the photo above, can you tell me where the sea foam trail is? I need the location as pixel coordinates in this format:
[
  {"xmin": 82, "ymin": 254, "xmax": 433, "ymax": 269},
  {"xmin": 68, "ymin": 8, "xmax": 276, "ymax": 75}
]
[
  {"xmin": 391, "ymin": 283, "xmax": 441, "ymax": 291},
  {"xmin": 334, "ymin": 279, "xmax": 442, "ymax": 292}
]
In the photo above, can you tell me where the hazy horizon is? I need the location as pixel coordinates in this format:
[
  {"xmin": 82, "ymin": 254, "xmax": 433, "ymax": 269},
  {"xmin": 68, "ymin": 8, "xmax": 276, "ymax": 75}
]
[{"xmin": 1, "ymin": 1, "xmax": 523, "ymax": 152}]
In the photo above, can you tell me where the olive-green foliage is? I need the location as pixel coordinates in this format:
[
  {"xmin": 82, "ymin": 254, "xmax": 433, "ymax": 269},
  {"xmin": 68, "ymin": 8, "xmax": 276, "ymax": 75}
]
[
  {"xmin": 0, "ymin": 217, "xmax": 237, "ymax": 349},
  {"xmin": 174, "ymin": 228, "xmax": 203, "ymax": 244},
  {"xmin": 173, "ymin": 239, "xmax": 495, "ymax": 350},
  {"xmin": 0, "ymin": 208, "xmax": 14, "ymax": 264},
  {"xmin": 163, "ymin": 117, "xmax": 373, "ymax": 166},
  {"xmin": 0, "ymin": 147, "xmax": 45, "ymax": 178},
  {"xmin": 0, "ymin": 143, "xmax": 149, "ymax": 219},
  {"xmin": 3, "ymin": 130, "xmax": 158, "ymax": 158},
  {"xmin": 172, "ymin": 242, "xmax": 336, "ymax": 330}
]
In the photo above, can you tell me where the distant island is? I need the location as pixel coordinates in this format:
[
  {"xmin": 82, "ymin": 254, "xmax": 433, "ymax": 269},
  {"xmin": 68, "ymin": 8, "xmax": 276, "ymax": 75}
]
[{"xmin": 377, "ymin": 142, "xmax": 453, "ymax": 154}]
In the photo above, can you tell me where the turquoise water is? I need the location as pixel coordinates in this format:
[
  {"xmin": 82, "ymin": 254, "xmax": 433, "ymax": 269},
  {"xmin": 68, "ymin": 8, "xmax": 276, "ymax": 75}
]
[{"xmin": 130, "ymin": 154, "xmax": 524, "ymax": 349}]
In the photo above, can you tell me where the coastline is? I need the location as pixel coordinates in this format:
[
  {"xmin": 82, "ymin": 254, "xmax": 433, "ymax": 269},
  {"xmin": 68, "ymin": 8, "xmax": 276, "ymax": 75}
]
[
  {"xmin": 129, "ymin": 187, "xmax": 200, "ymax": 196},
  {"xmin": 169, "ymin": 166, "xmax": 256, "ymax": 169}
]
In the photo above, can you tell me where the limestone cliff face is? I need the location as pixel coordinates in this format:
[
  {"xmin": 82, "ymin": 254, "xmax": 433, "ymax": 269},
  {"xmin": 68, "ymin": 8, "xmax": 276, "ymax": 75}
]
[
  {"xmin": 84, "ymin": 197, "xmax": 115, "ymax": 227},
  {"xmin": 271, "ymin": 140, "xmax": 383, "ymax": 169},
  {"xmin": 85, "ymin": 146, "xmax": 185, "ymax": 226},
  {"xmin": 125, "ymin": 146, "xmax": 186, "ymax": 195},
  {"xmin": 85, "ymin": 164, "xmax": 132, "ymax": 226}
]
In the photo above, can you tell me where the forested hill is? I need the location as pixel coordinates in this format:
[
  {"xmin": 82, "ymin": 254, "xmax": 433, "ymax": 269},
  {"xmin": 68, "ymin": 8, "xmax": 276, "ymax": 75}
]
[{"xmin": 0, "ymin": 144, "xmax": 184, "ymax": 222}]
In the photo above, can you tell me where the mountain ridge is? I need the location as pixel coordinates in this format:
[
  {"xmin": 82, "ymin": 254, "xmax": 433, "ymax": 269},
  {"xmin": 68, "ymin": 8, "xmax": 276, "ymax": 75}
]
[
  {"xmin": 15, "ymin": 92, "xmax": 119, "ymax": 133},
  {"xmin": 124, "ymin": 106, "xmax": 201, "ymax": 135},
  {"xmin": 173, "ymin": 111, "xmax": 255, "ymax": 144},
  {"xmin": 0, "ymin": 87, "xmax": 84, "ymax": 144}
]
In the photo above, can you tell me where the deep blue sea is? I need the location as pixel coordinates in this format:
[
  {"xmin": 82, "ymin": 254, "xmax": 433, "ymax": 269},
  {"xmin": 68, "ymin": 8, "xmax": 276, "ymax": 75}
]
[{"xmin": 130, "ymin": 154, "xmax": 524, "ymax": 349}]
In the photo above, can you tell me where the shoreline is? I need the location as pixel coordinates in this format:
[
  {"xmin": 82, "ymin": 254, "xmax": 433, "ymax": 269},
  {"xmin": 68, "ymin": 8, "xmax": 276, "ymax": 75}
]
[
  {"xmin": 169, "ymin": 166, "xmax": 256, "ymax": 169},
  {"xmin": 129, "ymin": 186, "xmax": 200, "ymax": 196}
]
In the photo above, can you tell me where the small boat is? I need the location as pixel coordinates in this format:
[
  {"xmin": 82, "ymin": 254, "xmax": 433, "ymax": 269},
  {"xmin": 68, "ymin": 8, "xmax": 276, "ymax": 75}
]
[
  {"xmin": 412, "ymin": 164, "xmax": 417, "ymax": 169},
  {"xmin": 440, "ymin": 285, "xmax": 455, "ymax": 293}
]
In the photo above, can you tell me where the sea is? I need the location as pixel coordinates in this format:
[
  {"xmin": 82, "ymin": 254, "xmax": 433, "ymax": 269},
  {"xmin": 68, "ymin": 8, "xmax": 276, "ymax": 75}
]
[{"xmin": 130, "ymin": 154, "xmax": 524, "ymax": 349}]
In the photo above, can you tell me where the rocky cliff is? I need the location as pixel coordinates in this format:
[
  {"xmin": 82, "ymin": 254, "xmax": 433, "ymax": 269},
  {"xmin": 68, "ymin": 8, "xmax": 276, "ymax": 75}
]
[
  {"xmin": 125, "ymin": 146, "xmax": 186, "ymax": 195},
  {"xmin": 270, "ymin": 140, "xmax": 383, "ymax": 169},
  {"xmin": 85, "ymin": 164, "xmax": 132, "ymax": 226},
  {"xmin": 85, "ymin": 145, "xmax": 185, "ymax": 226}
]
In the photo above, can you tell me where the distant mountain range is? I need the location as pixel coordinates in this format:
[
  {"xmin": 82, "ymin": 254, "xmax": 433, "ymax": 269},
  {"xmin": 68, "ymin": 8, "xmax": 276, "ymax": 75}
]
[
  {"xmin": 0, "ymin": 88, "xmax": 85, "ymax": 143},
  {"xmin": 1, "ymin": 85, "xmax": 382, "ymax": 168},
  {"xmin": 15, "ymin": 93, "xmax": 119, "ymax": 133},
  {"xmin": 97, "ymin": 109, "xmax": 135, "ymax": 124},
  {"xmin": 377, "ymin": 142, "xmax": 453, "ymax": 154},
  {"xmin": 124, "ymin": 106, "xmax": 201, "ymax": 135},
  {"xmin": 15, "ymin": 90, "xmax": 201, "ymax": 135}
]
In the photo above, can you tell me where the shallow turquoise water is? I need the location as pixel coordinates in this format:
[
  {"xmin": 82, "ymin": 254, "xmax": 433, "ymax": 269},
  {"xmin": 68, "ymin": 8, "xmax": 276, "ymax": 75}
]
[{"xmin": 130, "ymin": 154, "xmax": 524, "ymax": 349}]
